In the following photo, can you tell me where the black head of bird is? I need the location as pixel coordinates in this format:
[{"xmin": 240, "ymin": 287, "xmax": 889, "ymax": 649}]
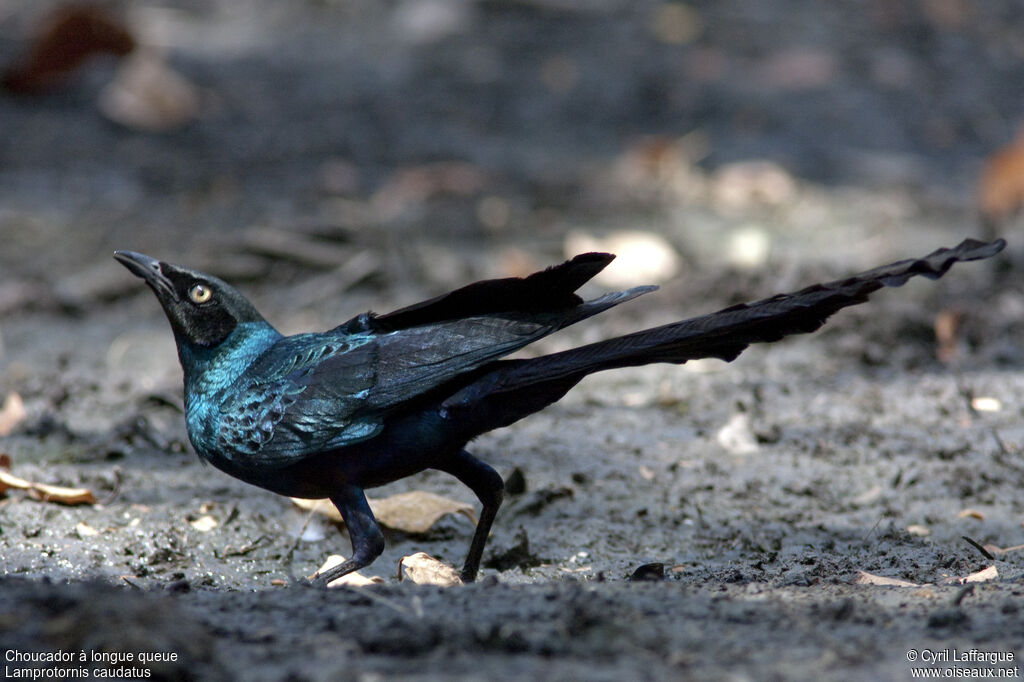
[{"xmin": 114, "ymin": 251, "xmax": 268, "ymax": 349}]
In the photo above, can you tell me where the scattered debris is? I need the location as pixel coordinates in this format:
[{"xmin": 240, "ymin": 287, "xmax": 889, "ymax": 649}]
[
  {"xmin": 217, "ymin": 535, "xmax": 269, "ymax": 559},
  {"xmin": 484, "ymin": 527, "xmax": 543, "ymax": 572},
  {"xmin": 507, "ymin": 486, "xmax": 574, "ymax": 517},
  {"xmin": 190, "ymin": 515, "xmax": 218, "ymax": 532},
  {"xmin": 716, "ymin": 412, "xmax": 759, "ymax": 455},
  {"xmin": 856, "ymin": 565, "xmax": 998, "ymax": 588},
  {"xmin": 398, "ymin": 552, "xmax": 463, "ymax": 586},
  {"xmin": 75, "ymin": 521, "xmax": 99, "ymax": 537},
  {"xmin": 629, "ymin": 562, "xmax": 666, "ymax": 581},
  {"xmin": 939, "ymin": 565, "xmax": 998, "ymax": 585},
  {"xmin": 962, "ymin": 536, "xmax": 1024, "ymax": 559},
  {"xmin": 504, "ymin": 467, "xmax": 527, "ymax": 496},
  {"xmin": 855, "ymin": 571, "xmax": 920, "ymax": 587},
  {"xmin": 850, "ymin": 485, "xmax": 883, "ymax": 507},
  {"xmin": 969, "ymin": 396, "xmax": 1001, "ymax": 413}
]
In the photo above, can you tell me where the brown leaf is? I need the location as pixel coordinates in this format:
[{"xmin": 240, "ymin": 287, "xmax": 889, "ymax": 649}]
[
  {"xmin": 978, "ymin": 127, "xmax": 1024, "ymax": 229},
  {"xmin": 855, "ymin": 571, "xmax": 920, "ymax": 587},
  {"xmin": 2, "ymin": 4, "xmax": 135, "ymax": 94},
  {"xmin": 958, "ymin": 508, "xmax": 986, "ymax": 521},
  {"xmin": 370, "ymin": 491, "xmax": 476, "ymax": 533},
  {"xmin": 397, "ymin": 552, "xmax": 462, "ymax": 586},
  {"xmin": 292, "ymin": 491, "xmax": 477, "ymax": 534},
  {"xmin": 0, "ymin": 392, "xmax": 27, "ymax": 436}
]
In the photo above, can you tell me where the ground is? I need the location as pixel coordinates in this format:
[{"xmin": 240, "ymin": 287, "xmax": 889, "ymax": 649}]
[{"xmin": 1, "ymin": 1, "xmax": 1023, "ymax": 680}]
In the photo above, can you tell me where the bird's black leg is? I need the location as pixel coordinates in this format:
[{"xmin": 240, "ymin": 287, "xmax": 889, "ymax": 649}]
[
  {"xmin": 435, "ymin": 449, "xmax": 505, "ymax": 583},
  {"xmin": 310, "ymin": 483, "xmax": 385, "ymax": 586}
]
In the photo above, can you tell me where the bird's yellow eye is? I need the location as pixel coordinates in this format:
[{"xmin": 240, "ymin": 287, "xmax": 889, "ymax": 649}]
[{"xmin": 189, "ymin": 283, "xmax": 212, "ymax": 304}]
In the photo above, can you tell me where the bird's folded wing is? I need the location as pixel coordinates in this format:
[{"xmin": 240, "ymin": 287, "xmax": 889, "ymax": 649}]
[{"xmin": 211, "ymin": 315, "xmax": 558, "ymax": 466}]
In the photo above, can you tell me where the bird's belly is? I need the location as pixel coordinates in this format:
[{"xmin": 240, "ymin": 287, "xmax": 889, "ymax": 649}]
[{"xmin": 193, "ymin": 406, "xmax": 462, "ymax": 499}]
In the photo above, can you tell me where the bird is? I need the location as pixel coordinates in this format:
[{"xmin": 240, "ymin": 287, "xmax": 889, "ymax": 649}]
[{"xmin": 114, "ymin": 238, "xmax": 1004, "ymax": 584}]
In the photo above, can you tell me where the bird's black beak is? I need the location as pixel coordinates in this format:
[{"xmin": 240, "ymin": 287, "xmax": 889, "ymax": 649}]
[{"xmin": 113, "ymin": 250, "xmax": 176, "ymax": 299}]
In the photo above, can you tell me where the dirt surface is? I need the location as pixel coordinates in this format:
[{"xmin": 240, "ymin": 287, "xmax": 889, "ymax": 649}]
[{"xmin": 2, "ymin": 1, "xmax": 1024, "ymax": 680}]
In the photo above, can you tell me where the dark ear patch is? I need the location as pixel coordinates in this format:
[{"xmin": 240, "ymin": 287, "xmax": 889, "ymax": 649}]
[
  {"xmin": 160, "ymin": 270, "xmax": 239, "ymax": 347},
  {"xmin": 183, "ymin": 305, "xmax": 238, "ymax": 347}
]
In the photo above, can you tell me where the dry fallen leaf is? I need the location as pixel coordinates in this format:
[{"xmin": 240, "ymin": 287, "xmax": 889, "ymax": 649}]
[
  {"xmin": 371, "ymin": 491, "xmax": 476, "ymax": 532},
  {"xmin": 97, "ymin": 49, "xmax": 201, "ymax": 132},
  {"xmin": 940, "ymin": 565, "xmax": 998, "ymax": 585},
  {"xmin": 0, "ymin": 468, "xmax": 33, "ymax": 495},
  {"xmin": 398, "ymin": 552, "xmax": 462, "ymax": 586},
  {"xmin": 314, "ymin": 554, "xmax": 384, "ymax": 587},
  {"xmin": 292, "ymin": 490, "xmax": 476, "ymax": 534},
  {"xmin": 2, "ymin": 4, "xmax": 135, "ymax": 94},
  {"xmin": 28, "ymin": 482, "xmax": 96, "ymax": 505},
  {"xmin": 855, "ymin": 571, "xmax": 920, "ymax": 587},
  {"xmin": 978, "ymin": 126, "xmax": 1024, "ymax": 232},
  {"xmin": 0, "ymin": 392, "xmax": 27, "ymax": 436},
  {"xmin": 0, "ymin": 463, "xmax": 96, "ymax": 505}
]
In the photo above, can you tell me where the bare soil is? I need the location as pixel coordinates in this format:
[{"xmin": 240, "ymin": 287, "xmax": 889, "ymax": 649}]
[{"xmin": 1, "ymin": 1, "xmax": 1023, "ymax": 680}]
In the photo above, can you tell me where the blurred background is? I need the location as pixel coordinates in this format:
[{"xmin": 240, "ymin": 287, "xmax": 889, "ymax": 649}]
[{"xmin": 1, "ymin": 0, "xmax": 1023, "ymax": 366}]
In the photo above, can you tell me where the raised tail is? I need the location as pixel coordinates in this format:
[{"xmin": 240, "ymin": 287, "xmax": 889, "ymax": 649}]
[{"xmin": 442, "ymin": 238, "xmax": 1005, "ymax": 431}]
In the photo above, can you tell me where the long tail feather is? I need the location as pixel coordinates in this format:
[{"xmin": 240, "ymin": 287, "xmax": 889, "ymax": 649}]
[{"xmin": 443, "ymin": 238, "xmax": 1004, "ymax": 425}]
